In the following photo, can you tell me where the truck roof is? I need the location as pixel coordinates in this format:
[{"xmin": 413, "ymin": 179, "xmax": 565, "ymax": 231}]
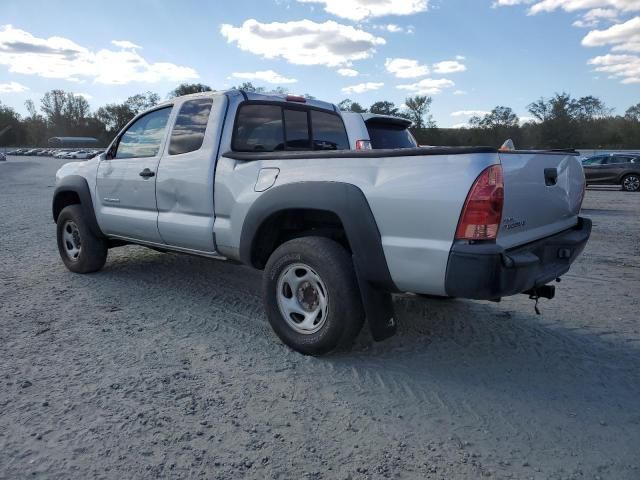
[{"xmin": 158, "ymin": 90, "xmax": 338, "ymax": 113}]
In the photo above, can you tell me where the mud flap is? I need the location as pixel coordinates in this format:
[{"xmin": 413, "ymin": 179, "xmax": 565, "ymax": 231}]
[{"xmin": 354, "ymin": 261, "xmax": 397, "ymax": 341}]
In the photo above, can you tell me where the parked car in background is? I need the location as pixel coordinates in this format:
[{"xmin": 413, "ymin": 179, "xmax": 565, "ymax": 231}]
[
  {"xmin": 582, "ymin": 153, "xmax": 640, "ymax": 192},
  {"xmin": 68, "ymin": 150, "xmax": 94, "ymax": 159},
  {"xmin": 341, "ymin": 112, "xmax": 417, "ymax": 150}
]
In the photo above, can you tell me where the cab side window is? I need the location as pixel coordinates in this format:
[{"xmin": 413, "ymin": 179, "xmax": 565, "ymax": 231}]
[
  {"xmin": 116, "ymin": 107, "xmax": 172, "ymax": 159},
  {"xmin": 169, "ymin": 98, "xmax": 214, "ymax": 155},
  {"xmin": 233, "ymin": 105, "xmax": 284, "ymax": 152},
  {"xmin": 232, "ymin": 103, "xmax": 348, "ymax": 152}
]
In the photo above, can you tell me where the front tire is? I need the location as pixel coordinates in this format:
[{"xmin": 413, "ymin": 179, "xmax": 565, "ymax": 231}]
[
  {"xmin": 56, "ymin": 204, "xmax": 108, "ymax": 273},
  {"xmin": 263, "ymin": 237, "xmax": 364, "ymax": 355},
  {"xmin": 622, "ymin": 174, "xmax": 640, "ymax": 192}
]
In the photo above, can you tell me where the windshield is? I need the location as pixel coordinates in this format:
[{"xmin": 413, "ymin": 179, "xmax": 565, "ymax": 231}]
[{"xmin": 366, "ymin": 122, "xmax": 417, "ymax": 149}]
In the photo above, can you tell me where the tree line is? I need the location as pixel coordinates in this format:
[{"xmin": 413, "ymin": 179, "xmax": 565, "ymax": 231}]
[{"xmin": 1, "ymin": 82, "xmax": 639, "ymax": 149}]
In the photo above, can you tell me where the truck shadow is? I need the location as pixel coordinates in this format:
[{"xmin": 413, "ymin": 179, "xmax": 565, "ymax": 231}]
[{"xmin": 96, "ymin": 247, "xmax": 640, "ymax": 438}]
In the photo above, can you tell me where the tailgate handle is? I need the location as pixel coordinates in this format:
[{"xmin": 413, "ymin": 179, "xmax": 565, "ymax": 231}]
[{"xmin": 544, "ymin": 168, "xmax": 558, "ymax": 186}]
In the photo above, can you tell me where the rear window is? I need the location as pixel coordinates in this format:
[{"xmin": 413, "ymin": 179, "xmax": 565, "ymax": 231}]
[
  {"xmin": 312, "ymin": 110, "xmax": 349, "ymax": 150},
  {"xmin": 169, "ymin": 98, "xmax": 213, "ymax": 155},
  {"xmin": 284, "ymin": 109, "xmax": 311, "ymax": 150},
  {"xmin": 232, "ymin": 103, "xmax": 348, "ymax": 152},
  {"xmin": 366, "ymin": 122, "xmax": 417, "ymax": 149}
]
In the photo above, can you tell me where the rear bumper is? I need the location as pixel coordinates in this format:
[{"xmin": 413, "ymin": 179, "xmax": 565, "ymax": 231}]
[{"xmin": 444, "ymin": 217, "xmax": 592, "ymax": 300}]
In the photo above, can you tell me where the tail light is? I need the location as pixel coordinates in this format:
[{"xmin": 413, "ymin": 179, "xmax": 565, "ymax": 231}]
[
  {"xmin": 286, "ymin": 95, "xmax": 306, "ymax": 103},
  {"xmin": 455, "ymin": 164, "xmax": 504, "ymax": 241},
  {"xmin": 356, "ymin": 140, "xmax": 372, "ymax": 150}
]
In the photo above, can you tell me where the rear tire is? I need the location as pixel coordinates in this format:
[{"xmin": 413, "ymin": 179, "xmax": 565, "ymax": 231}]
[
  {"xmin": 56, "ymin": 205, "xmax": 108, "ymax": 273},
  {"xmin": 263, "ymin": 237, "xmax": 364, "ymax": 355},
  {"xmin": 621, "ymin": 174, "xmax": 640, "ymax": 192}
]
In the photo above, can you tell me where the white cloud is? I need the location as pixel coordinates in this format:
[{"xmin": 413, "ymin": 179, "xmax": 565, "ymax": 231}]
[
  {"xmin": 385, "ymin": 57, "xmax": 429, "ymax": 78},
  {"xmin": 450, "ymin": 110, "xmax": 490, "ymax": 117},
  {"xmin": 220, "ymin": 19, "xmax": 385, "ymax": 67},
  {"xmin": 0, "ymin": 25, "xmax": 198, "ymax": 84},
  {"xmin": 572, "ymin": 8, "xmax": 619, "ymax": 27},
  {"xmin": 231, "ymin": 70, "xmax": 298, "ymax": 84},
  {"xmin": 494, "ymin": 0, "xmax": 640, "ymax": 14},
  {"xmin": 582, "ymin": 16, "xmax": 640, "ymax": 51},
  {"xmin": 432, "ymin": 60, "xmax": 467, "ymax": 73},
  {"xmin": 341, "ymin": 82, "xmax": 384, "ymax": 94},
  {"xmin": 451, "ymin": 122, "xmax": 470, "ymax": 129},
  {"xmin": 493, "ymin": 2, "xmax": 640, "ymax": 85},
  {"xmin": 111, "ymin": 40, "xmax": 141, "ymax": 50},
  {"xmin": 74, "ymin": 92, "xmax": 92, "ymax": 99},
  {"xmin": 0, "ymin": 80, "xmax": 29, "ymax": 93},
  {"xmin": 296, "ymin": 0, "xmax": 429, "ymax": 21},
  {"xmin": 396, "ymin": 77, "xmax": 455, "ymax": 94},
  {"xmin": 588, "ymin": 53, "xmax": 640, "ymax": 83},
  {"xmin": 529, "ymin": 0, "xmax": 640, "ymax": 15},
  {"xmin": 337, "ymin": 67, "xmax": 359, "ymax": 76},
  {"xmin": 453, "ymin": 89, "xmax": 468, "ymax": 95},
  {"xmin": 378, "ymin": 24, "xmax": 415, "ymax": 34}
]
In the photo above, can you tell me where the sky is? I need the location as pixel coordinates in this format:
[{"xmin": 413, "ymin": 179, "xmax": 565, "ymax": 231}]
[{"xmin": 0, "ymin": 0, "xmax": 638, "ymax": 127}]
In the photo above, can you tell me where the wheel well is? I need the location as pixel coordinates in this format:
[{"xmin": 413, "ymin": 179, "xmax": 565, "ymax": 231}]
[
  {"xmin": 53, "ymin": 190, "xmax": 81, "ymax": 222},
  {"xmin": 250, "ymin": 209, "xmax": 350, "ymax": 269}
]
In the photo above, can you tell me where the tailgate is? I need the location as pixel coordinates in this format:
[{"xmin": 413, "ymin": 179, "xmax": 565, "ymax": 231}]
[{"xmin": 497, "ymin": 151, "xmax": 585, "ymax": 249}]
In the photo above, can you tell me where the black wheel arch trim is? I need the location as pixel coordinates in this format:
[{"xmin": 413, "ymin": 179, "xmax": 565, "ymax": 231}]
[
  {"xmin": 52, "ymin": 175, "xmax": 105, "ymax": 238},
  {"xmin": 240, "ymin": 181, "xmax": 396, "ymax": 290},
  {"xmin": 240, "ymin": 181, "xmax": 398, "ymax": 340}
]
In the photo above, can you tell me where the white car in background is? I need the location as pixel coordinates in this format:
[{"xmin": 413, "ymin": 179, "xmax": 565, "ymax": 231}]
[
  {"xmin": 68, "ymin": 150, "xmax": 93, "ymax": 159},
  {"xmin": 340, "ymin": 112, "xmax": 418, "ymax": 150}
]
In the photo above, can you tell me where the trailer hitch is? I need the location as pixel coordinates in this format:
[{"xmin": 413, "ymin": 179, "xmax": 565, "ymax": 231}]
[{"xmin": 523, "ymin": 285, "xmax": 556, "ymax": 315}]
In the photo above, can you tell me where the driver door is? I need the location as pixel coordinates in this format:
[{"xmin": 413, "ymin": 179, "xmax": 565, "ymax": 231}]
[{"xmin": 96, "ymin": 106, "xmax": 173, "ymax": 243}]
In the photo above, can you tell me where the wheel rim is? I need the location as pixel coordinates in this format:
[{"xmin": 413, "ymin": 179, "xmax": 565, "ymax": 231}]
[
  {"xmin": 623, "ymin": 176, "xmax": 640, "ymax": 191},
  {"xmin": 276, "ymin": 263, "xmax": 329, "ymax": 335},
  {"xmin": 62, "ymin": 220, "xmax": 82, "ymax": 261}
]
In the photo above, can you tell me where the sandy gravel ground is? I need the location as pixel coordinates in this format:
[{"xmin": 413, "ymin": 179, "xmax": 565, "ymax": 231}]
[{"xmin": 1, "ymin": 156, "xmax": 639, "ymax": 480}]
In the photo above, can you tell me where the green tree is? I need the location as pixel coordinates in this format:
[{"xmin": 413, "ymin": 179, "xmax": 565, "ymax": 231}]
[
  {"xmin": 124, "ymin": 92, "xmax": 160, "ymax": 115},
  {"xmin": 625, "ymin": 103, "xmax": 640, "ymax": 122},
  {"xmin": 469, "ymin": 106, "xmax": 519, "ymax": 129},
  {"xmin": 369, "ymin": 101, "xmax": 399, "ymax": 116},
  {"xmin": 403, "ymin": 95, "xmax": 434, "ymax": 129},
  {"xmin": 337, "ymin": 99, "xmax": 366, "ymax": 113},
  {"xmin": 168, "ymin": 83, "xmax": 213, "ymax": 98},
  {"xmin": 233, "ymin": 82, "xmax": 265, "ymax": 93}
]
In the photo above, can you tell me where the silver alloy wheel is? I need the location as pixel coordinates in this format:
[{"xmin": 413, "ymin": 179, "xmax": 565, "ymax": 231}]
[
  {"xmin": 62, "ymin": 220, "xmax": 82, "ymax": 261},
  {"xmin": 276, "ymin": 263, "xmax": 329, "ymax": 335},
  {"xmin": 623, "ymin": 175, "xmax": 640, "ymax": 192}
]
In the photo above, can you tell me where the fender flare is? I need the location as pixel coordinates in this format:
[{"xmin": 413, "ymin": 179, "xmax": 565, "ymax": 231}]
[
  {"xmin": 239, "ymin": 181, "xmax": 398, "ymax": 340},
  {"xmin": 52, "ymin": 175, "xmax": 104, "ymax": 238}
]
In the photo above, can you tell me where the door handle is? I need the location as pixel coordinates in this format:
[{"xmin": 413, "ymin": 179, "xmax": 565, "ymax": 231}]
[{"xmin": 139, "ymin": 168, "xmax": 155, "ymax": 178}]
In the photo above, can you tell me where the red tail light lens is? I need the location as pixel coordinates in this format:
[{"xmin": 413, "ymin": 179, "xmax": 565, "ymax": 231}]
[
  {"xmin": 455, "ymin": 164, "xmax": 504, "ymax": 241},
  {"xmin": 356, "ymin": 140, "xmax": 372, "ymax": 150}
]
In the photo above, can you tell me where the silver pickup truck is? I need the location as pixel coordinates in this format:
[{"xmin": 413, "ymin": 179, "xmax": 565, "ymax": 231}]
[{"xmin": 53, "ymin": 90, "xmax": 591, "ymax": 355}]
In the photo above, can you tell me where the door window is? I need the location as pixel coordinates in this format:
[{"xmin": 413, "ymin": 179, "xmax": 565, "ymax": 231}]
[
  {"xmin": 115, "ymin": 107, "xmax": 172, "ymax": 159},
  {"xmin": 169, "ymin": 98, "xmax": 214, "ymax": 155}
]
